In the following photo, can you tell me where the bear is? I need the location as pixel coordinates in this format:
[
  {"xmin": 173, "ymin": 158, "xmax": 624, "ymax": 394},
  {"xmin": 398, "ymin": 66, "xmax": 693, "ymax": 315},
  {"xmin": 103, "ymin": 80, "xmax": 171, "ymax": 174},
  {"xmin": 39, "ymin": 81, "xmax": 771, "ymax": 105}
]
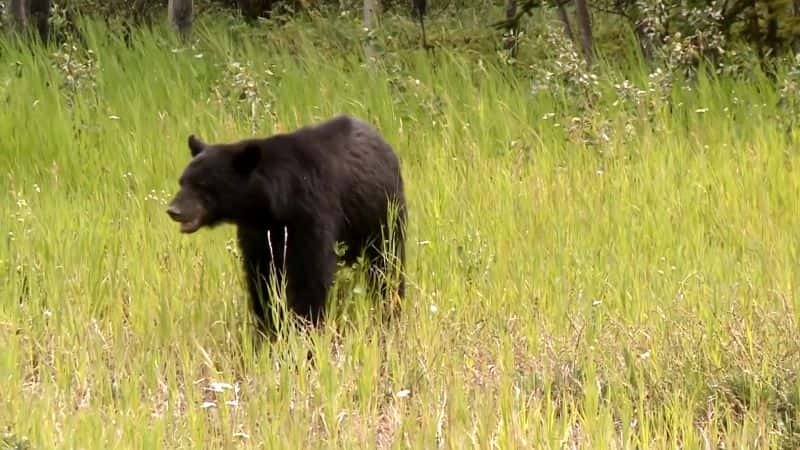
[{"xmin": 165, "ymin": 115, "xmax": 407, "ymax": 338}]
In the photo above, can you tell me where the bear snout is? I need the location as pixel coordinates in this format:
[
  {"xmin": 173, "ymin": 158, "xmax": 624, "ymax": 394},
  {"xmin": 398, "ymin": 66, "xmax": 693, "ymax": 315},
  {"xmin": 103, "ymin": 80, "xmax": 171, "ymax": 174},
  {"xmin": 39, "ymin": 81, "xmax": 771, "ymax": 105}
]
[
  {"xmin": 166, "ymin": 204, "xmax": 185, "ymax": 222},
  {"xmin": 166, "ymin": 200, "xmax": 206, "ymax": 233}
]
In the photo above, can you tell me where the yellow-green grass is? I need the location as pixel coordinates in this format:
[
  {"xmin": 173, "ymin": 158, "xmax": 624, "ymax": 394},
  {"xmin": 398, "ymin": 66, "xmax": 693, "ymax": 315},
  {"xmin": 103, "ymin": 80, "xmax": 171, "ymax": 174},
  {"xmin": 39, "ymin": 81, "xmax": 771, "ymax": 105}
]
[{"xmin": 1, "ymin": 13, "xmax": 799, "ymax": 449}]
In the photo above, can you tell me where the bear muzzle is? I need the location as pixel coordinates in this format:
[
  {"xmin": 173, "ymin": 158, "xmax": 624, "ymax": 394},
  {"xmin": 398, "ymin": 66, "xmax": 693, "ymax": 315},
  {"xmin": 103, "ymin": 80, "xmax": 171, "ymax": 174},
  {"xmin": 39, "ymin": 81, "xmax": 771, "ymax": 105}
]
[{"xmin": 166, "ymin": 204, "xmax": 203, "ymax": 234}]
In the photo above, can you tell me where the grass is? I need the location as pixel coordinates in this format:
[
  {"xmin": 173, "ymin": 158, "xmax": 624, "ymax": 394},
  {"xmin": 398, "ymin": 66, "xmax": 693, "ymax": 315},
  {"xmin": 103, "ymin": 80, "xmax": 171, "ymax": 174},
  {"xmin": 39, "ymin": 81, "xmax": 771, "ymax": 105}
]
[{"xmin": 1, "ymin": 9, "xmax": 800, "ymax": 449}]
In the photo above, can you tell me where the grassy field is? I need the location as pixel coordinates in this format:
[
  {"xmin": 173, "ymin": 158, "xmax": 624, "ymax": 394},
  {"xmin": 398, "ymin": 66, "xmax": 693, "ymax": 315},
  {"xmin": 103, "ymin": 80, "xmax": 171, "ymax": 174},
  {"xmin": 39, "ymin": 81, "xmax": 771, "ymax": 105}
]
[{"xmin": 2, "ymin": 11, "xmax": 800, "ymax": 449}]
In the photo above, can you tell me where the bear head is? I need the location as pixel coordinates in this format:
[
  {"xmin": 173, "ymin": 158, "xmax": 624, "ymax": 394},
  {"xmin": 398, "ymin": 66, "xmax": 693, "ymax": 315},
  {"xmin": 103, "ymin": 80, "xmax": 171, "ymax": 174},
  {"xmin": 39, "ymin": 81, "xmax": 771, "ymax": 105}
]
[{"xmin": 166, "ymin": 134, "xmax": 262, "ymax": 233}]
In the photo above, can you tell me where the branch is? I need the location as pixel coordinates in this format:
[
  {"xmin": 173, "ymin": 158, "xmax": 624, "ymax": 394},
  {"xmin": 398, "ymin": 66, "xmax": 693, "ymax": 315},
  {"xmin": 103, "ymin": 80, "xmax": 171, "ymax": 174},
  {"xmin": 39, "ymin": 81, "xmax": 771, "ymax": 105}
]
[
  {"xmin": 491, "ymin": 0, "xmax": 541, "ymax": 30},
  {"xmin": 491, "ymin": 0, "xmax": 578, "ymax": 30},
  {"xmin": 588, "ymin": 3, "xmax": 633, "ymax": 21},
  {"xmin": 720, "ymin": 0, "xmax": 756, "ymax": 30}
]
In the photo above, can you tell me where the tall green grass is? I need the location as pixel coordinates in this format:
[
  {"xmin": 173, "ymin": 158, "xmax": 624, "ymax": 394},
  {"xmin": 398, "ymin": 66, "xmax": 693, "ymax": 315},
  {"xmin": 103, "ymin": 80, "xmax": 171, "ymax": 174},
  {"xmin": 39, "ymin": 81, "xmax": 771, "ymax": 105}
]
[{"xmin": 1, "ymin": 12, "xmax": 799, "ymax": 449}]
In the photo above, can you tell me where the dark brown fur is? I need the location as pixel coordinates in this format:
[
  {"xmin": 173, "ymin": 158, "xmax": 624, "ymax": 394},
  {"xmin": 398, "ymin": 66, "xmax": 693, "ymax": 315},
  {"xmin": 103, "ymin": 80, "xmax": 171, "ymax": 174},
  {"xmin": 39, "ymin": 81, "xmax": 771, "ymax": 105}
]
[{"xmin": 166, "ymin": 115, "xmax": 407, "ymax": 338}]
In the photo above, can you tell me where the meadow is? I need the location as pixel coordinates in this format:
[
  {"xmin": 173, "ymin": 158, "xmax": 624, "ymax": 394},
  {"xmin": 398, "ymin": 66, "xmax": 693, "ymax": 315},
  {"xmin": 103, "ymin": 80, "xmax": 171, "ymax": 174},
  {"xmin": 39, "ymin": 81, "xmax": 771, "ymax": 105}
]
[{"xmin": 1, "ymin": 8, "xmax": 800, "ymax": 449}]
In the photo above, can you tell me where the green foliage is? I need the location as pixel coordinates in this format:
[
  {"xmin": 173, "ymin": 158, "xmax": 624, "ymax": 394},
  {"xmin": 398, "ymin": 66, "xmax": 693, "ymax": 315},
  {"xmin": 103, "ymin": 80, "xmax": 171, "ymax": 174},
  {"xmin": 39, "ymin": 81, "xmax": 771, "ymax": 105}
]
[
  {"xmin": 2, "ymin": 11, "xmax": 800, "ymax": 449},
  {"xmin": 497, "ymin": 0, "xmax": 800, "ymax": 75}
]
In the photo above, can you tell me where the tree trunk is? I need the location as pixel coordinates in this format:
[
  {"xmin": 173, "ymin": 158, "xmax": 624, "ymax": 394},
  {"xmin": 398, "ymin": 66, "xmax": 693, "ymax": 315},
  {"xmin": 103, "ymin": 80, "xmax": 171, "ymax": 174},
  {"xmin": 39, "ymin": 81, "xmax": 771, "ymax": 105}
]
[
  {"xmin": 363, "ymin": 0, "xmax": 380, "ymax": 61},
  {"xmin": 168, "ymin": 0, "xmax": 193, "ymax": 37},
  {"xmin": 794, "ymin": 0, "xmax": 800, "ymax": 54},
  {"xmin": 763, "ymin": 3, "xmax": 778, "ymax": 53},
  {"xmin": 504, "ymin": 0, "xmax": 518, "ymax": 55},
  {"xmin": 9, "ymin": 0, "xmax": 27, "ymax": 27},
  {"xmin": 746, "ymin": 8, "xmax": 763, "ymax": 62},
  {"xmin": 506, "ymin": 0, "xmax": 517, "ymax": 21},
  {"xmin": 237, "ymin": 0, "xmax": 272, "ymax": 21},
  {"xmin": 555, "ymin": 1, "xmax": 575, "ymax": 44},
  {"xmin": 28, "ymin": 0, "xmax": 50, "ymax": 42},
  {"xmin": 573, "ymin": 0, "xmax": 593, "ymax": 66},
  {"xmin": 9, "ymin": 0, "xmax": 51, "ymax": 42},
  {"xmin": 413, "ymin": 0, "xmax": 428, "ymax": 50}
]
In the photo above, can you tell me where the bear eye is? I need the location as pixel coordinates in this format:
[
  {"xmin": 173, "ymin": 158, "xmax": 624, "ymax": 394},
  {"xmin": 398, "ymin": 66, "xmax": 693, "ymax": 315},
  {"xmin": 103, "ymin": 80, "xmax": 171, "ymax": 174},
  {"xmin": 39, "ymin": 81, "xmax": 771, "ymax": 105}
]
[{"xmin": 193, "ymin": 178, "xmax": 219, "ymax": 198}]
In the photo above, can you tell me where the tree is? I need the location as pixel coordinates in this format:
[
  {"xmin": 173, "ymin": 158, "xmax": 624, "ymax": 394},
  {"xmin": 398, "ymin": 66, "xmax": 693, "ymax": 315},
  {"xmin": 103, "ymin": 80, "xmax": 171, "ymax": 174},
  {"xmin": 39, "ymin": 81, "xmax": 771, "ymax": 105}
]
[
  {"xmin": 491, "ymin": 0, "xmax": 592, "ymax": 66},
  {"xmin": 29, "ymin": 0, "xmax": 50, "ymax": 42},
  {"xmin": 363, "ymin": 0, "xmax": 380, "ymax": 61},
  {"xmin": 237, "ymin": 0, "xmax": 273, "ymax": 22},
  {"xmin": 9, "ymin": 0, "xmax": 26, "ymax": 28},
  {"xmin": 413, "ymin": 0, "xmax": 428, "ymax": 50},
  {"xmin": 573, "ymin": 0, "xmax": 593, "ymax": 66},
  {"xmin": 795, "ymin": 0, "xmax": 800, "ymax": 54},
  {"xmin": 504, "ymin": 0, "xmax": 519, "ymax": 56},
  {"xmin": 9, "ymin": 0, "xmax": 52, "ymax": 43},
  {"xmin": 168, "ymin": 0, "xmax": 193, "ymax": 37},
  {"xmin": 555, "ymin": 1, "xmax": 575, "ymax": 44}
]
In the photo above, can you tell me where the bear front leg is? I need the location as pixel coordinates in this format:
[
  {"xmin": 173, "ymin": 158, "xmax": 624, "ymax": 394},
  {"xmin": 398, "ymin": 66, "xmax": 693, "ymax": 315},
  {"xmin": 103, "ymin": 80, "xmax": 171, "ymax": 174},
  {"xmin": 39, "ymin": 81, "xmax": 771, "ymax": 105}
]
[
  {"xmin": 237, "ymin": 226, "xmax": 287, "ymax": 339},
  {"xmin": 286, "ymin": 224, "xmax": 336, "ymax": 328}
]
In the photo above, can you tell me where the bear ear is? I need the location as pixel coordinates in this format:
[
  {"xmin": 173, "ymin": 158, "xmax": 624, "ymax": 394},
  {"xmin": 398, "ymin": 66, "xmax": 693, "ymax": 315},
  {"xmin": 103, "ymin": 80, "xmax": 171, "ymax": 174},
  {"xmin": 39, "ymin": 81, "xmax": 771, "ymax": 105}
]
[
  {"xmin": 232, "ymin": 143, "xmax": 261, "ymax": 175},
  {"xmin": 188, "ymin": 134, "xmax": 207, "ymax": 157}
]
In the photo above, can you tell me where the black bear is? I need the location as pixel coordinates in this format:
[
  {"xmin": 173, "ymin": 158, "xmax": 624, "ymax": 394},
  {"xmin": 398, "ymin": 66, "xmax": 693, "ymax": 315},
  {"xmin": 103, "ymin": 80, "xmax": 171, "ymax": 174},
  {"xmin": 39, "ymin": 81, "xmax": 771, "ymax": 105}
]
[{"xmin": 166, "ymin": 115, "xmax": 407, "ymax": 337}]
